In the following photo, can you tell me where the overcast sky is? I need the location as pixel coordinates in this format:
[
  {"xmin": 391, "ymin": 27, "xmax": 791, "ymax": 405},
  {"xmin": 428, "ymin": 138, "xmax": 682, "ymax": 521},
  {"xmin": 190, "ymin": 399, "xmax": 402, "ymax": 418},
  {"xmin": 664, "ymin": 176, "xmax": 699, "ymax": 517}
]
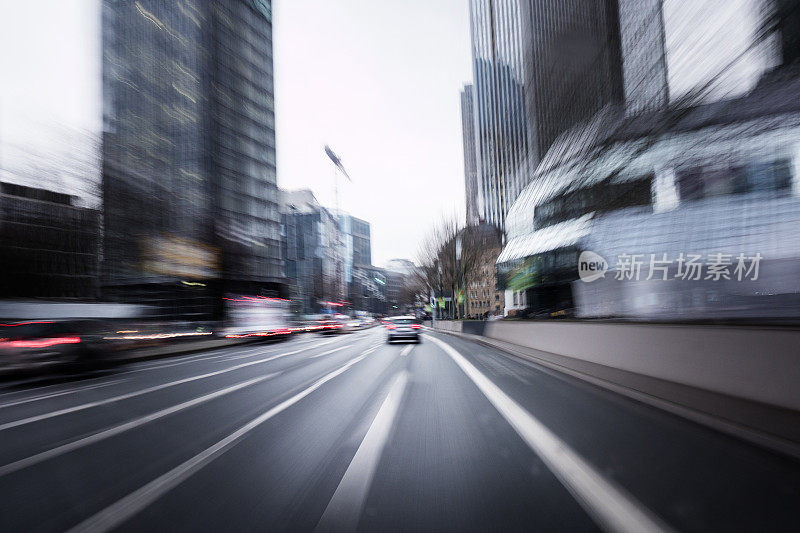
[
  {"xmin": 0, "ymin": 0, "xmax": 100, "ymax": 135},
  {"xmin": 273, "ymin": 0, "xmax": 472, "ymax": 267}
]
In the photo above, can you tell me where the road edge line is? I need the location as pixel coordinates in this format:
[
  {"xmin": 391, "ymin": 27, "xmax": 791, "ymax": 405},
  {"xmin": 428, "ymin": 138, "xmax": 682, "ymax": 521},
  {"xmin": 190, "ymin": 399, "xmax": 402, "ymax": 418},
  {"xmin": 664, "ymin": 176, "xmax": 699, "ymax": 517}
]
[{"xmin": 427, "ymin": 335, "xmax": 672, "ymax": 533}]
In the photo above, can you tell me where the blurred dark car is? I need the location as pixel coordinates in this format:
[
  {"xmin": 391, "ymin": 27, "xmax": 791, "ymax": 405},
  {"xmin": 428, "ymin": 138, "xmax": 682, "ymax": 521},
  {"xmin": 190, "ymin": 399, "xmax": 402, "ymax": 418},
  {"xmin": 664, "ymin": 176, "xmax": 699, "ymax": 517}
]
[
  {"xmin": 316, "ymin": 316, "xmax": 345, "ymax": 335},
  {"xmin": 0, "ymin": 319, "xmax": 110, "ymax": 373}
]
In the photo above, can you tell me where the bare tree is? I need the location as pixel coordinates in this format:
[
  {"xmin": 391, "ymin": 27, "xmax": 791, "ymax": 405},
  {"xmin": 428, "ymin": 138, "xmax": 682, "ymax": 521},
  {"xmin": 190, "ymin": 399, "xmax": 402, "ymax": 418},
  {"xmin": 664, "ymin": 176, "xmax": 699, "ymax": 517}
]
[
  {"xmin": 416, "ymin": 217, "xmax": 502, "ymax": 320},
  {"xmin": 399, "ymin": 271, "xmax": 427, "ymax": 313},
  {"xmin": 415, "ymin": 215, "xmax": 460, "ymax": 317}
]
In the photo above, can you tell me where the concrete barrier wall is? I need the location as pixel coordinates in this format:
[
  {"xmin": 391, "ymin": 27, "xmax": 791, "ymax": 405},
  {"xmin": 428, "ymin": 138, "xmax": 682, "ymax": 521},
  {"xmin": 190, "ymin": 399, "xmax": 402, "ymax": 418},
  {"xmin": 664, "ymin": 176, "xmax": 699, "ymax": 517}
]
[
  {"xmin": 429, "ymin": 320, "xmax": 462, "ymax": 333},
  {"xmin": 434, "ymin": 320, "xmax": 800, "ymax": 412}
]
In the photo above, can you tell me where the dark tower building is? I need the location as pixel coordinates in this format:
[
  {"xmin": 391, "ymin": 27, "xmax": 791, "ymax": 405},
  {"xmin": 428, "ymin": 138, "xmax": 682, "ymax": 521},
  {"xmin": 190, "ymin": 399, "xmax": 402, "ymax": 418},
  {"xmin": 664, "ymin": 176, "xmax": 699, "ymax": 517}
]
[
  {"xmin": 520, "ymin": 0, "xmax": 625, "ymax": 162},
  {"xmin": 102, "ymin": 0, "xmax": 282, "ymax": 321}
]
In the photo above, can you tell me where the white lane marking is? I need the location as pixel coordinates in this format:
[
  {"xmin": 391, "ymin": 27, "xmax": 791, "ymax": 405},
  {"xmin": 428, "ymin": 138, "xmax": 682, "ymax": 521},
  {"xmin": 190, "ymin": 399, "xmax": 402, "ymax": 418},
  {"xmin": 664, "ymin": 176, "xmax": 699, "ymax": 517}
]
[
  {"xmin": 399, "ymin": 345, "xmax": 414, "ymax": 357},
  {"xmin": 316, "ymin": 371, "xmax": 408, "ymax": 532},
  {"xmin": 361, "ymin": 344, "xmax": 381, "ymax": 357},
  {"xmin": 127, "ymin": 341, "xmax": 286, "ymax": 372},
  {"xmin": 121, "ymin": 332, "xmax": 330, "ymax": 373},
  {"xmin": 0, "ymin": 375, "xmax": 117, "ymax": 402},
  {"xmin": 67, "ymin": 354, "xmax": 368, "ymax": 533},
  {"xmin": 311, "ymin": 344, "xmax": 355, "ymax": 358},
  {"xmin": 0, "ymin": 372, "xmax": 279, "ymax": 477},
  {"xmin": 0, "ymin": 380, "xmax": 128, "ymax": 410},
  {"xmin": 427, "ymin": 335, "xmax": 672, "ymax": 533},
  {"xmin": 312, "ymin": 335, "xmax": 380, "ymax": 360},
  {"xmin": 0, "ymin": 342, "xmax": 331, "ymax": 432},
  {"xmin": 0, "ymin": 336, "xmax": 313, "ymax": 399},
  {"xmin": 131, "ymin": 341, "xmax": 270, "ymax": 366}
]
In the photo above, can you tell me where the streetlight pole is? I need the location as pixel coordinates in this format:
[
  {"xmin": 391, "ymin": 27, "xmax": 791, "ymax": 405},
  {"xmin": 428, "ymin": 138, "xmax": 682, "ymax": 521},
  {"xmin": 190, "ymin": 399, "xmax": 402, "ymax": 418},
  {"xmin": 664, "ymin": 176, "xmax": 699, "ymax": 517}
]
[
  {"xmin": 436, "ymin": 258, "xmax": 443, "ymax": 321},
  {"xmin": 455, "ymin": 233, "xmax": 462, "ymax": 320}
]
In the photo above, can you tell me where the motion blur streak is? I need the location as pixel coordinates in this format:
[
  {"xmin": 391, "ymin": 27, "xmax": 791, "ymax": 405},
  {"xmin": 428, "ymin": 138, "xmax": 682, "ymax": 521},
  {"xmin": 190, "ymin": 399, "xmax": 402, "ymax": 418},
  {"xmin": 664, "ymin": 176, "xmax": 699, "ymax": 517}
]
[
  {"xmin": 0, "ymin": 373, "xmax": 278, "ymax": 477},
  {"xmin": 2, "ymin": 0, "xmax": 800, "ymax": 530},
  {"xmin": 0, "ymin": 329, "xmax": 796, "ymax": 531},
  {"xmin": 1, "ymin": 337, "xmax": 81, "ymax": 349},
  {"xmin": 67, "ymin": 353, "xmax": 368, "ymax": 533},
  {"xmin": 316, "ymin": 371, "xmax": 409, "ymax": 532},
  {"xmin": 0, "ymin": 341, "xmax": 331, "ymax": 432},
  {"xmin": 427, "ymin": 335, "xmax": 671, "ymax": 533}
]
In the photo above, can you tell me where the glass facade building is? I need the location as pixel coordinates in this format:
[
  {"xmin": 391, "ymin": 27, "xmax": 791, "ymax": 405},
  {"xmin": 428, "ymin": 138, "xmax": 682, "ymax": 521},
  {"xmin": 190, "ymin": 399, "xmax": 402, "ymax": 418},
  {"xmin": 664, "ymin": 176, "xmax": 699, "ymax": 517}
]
[
  {"xmin": 348, "ymin": 215, "xmax": 372, "ymax": 268},
  {"xmin": 519, "ymin": 0, "xmax": 625, "ymax": 164},
  {"xmin": 460, "ymin": 85, "xmax": 480, "ymax": 225},
  {"xmin": 499, "ymin": 0, "xmax": 800, "ymax": 320},
  {"xmin": 468, "ymin": 0, "xmax": 532, "ymax": 230},
  {"xmin": 618, "ymin": 0, "xmax": 669, "ymax": 114},
  {"xmin": 211, "ymin": 1, "xmax": 282, "ymax": 286},
  {"xmin": 280, "ymin": 190, "xmax": 341, "ymax": 315},
  {"xmin": 102, "ymin": 0, "xmax": 282, "ymax": 321}
]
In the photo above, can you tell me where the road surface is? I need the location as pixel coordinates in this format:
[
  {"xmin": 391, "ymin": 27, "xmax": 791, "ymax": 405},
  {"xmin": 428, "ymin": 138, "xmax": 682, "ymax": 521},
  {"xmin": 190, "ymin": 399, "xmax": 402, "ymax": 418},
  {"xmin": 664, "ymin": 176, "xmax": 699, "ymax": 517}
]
[{"xmin": 0, "ymin": 327, "xmax": 798, "ymax": 532}]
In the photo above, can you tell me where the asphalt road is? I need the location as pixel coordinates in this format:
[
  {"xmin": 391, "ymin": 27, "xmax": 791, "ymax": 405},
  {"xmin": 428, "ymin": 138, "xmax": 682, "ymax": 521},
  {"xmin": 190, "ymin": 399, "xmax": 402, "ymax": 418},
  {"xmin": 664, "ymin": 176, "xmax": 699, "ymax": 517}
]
[{"xmin": 0, "ymin": 327, "xmax": 798, "ymax": 532}]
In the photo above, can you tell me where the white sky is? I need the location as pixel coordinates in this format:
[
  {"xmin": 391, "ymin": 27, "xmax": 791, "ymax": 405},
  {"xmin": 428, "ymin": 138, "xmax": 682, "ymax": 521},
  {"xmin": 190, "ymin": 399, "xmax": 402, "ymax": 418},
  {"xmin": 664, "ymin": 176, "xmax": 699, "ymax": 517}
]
[
  {"xmin": 0, "ymin": 0, "xmax": 472, "ymax": 267},
  {"xmin": 273, "ymin": 0, "xmax": 471, "ymax": 267},
  {"xmin": 0, "ymin": 0, "xmax": 101, "ymax": 138},
  {"xmin": 0, "ymin": 0, "xmax": 102, "ymax": 205}
]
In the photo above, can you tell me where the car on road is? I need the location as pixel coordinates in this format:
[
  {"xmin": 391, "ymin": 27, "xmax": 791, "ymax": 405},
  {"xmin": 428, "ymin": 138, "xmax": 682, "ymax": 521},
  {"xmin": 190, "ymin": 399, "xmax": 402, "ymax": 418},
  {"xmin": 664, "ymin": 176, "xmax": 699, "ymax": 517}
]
[
  {"xmin": 0, "ymin": 319, "xmax": 110, "ymax": 373},
  {"xmin": 316, "ymin": 316, "xmax": 344, "ymax": 334},
  {"xmin": 385, "ymin": 315, "xmax": 422, "ymax": 343}
]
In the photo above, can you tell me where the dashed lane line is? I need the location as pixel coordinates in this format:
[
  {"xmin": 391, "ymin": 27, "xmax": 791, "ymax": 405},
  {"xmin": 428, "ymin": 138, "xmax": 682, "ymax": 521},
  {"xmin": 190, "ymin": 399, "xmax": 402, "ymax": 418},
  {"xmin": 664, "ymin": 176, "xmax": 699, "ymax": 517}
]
[
  {"xmin": 67, "ymin": 353, "xmax": 369, "ymax": 533},
  {"xmin": 0, "ymin": 372, "xmax": 279, "ymax": 477},
  {"xmin": 0, "ymin": 341, "xmax": 349, "ymax": 432},
  {"xmin": 316, "ymin": 370, "xmax": 409, "ymax": 532}
]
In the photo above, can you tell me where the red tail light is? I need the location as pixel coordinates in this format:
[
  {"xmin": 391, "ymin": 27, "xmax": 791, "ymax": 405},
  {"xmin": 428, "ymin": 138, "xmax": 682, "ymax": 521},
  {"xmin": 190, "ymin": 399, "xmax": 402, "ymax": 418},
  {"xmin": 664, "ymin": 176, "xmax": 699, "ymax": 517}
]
[
  {"xmin": 411, "ymin": 324, "xmax": 421, "ymax": 330},
  {"xmin": 2, "ymin": 336, "xmax": 81, "ymax": 349},
  {"xmin": 386, "ymin": 324, "xmax": 396, "ymax": 330}
]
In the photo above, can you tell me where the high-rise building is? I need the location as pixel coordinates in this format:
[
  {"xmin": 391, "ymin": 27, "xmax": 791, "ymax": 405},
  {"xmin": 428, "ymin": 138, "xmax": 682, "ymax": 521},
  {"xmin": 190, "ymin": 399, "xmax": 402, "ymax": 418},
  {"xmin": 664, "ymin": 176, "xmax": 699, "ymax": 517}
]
[
  {"xmin": 339, "ymin": 212, "xmax": 372, "ymax": 309},
  {"xmin": 102, "ymin": 0, "xmax": 282, "ymax": 321},
  {"xmin": 339, "ymin": 213, "xmax": 371, "ymax": 269},
  {"xmin": 617, "ymin": 0, "xmax": 669, "ymax": 114},
  {"xmin": 351, "ymin": 264, "xmax": 387, "ymax": 315},
  {"xmin": 618, "ymin": 0, "xmax": 788, "ymax": 112},
  {"xmin": 279, "ymin": 189, "xmax": 341, "ymax": 315},
  {"xmin": 211, "ymin": 0, "xmax": 282, "ymax": 289},
  {"xmin": 519, "ymin": 0, "xmax": 625, "ymax": 163},
  {"xmin": 469, "ymin": 0, "xmax": 532, "ymax": 230},
  {"xmin": 460, "ymin": 85, "xmax": 480, "ymax": 224},
  {"xmin": 499, "ymin": 0, "xmax": 800, "ymax": 320}
]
